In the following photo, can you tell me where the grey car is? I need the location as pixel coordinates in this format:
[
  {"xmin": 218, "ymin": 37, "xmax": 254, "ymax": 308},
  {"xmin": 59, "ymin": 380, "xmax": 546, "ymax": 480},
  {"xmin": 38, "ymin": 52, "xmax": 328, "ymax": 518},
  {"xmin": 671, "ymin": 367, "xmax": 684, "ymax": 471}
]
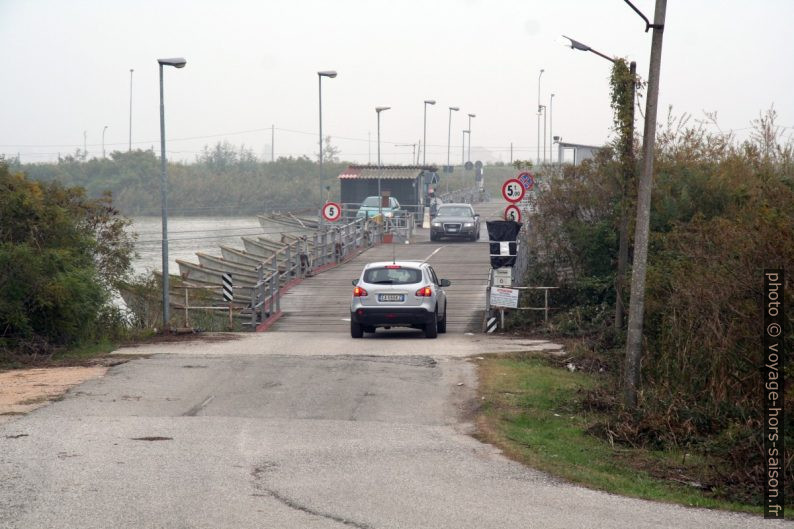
[
  {"xmin": 350, "ymin": 261, "xmax": 450, "ymax": 338},
  {"xmin": 430, "ymin": 203, "xmax": 481, "ymax": 241}
]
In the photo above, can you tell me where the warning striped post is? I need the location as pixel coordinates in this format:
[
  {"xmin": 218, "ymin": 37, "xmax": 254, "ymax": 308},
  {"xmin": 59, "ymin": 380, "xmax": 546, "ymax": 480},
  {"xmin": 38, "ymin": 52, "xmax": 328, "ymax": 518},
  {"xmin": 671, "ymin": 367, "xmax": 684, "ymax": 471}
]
[
  {"xmin": 222, "ymin": 273, "xmax": 233, "ymax": 302},
  {"xmin": 486, "ymin": 316, "xmax": 497, "ymax": 333}
]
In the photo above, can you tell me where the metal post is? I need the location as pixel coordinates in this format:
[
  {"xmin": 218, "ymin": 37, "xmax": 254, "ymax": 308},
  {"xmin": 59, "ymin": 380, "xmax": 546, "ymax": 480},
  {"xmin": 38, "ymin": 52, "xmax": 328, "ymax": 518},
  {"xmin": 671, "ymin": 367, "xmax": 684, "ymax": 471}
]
[
  {"xmin": 510, "ymin": 142, "xmax": 513, "ymax": 164},
  {"xmin": 158, "ymin": 63, "xmax": 170, "ymax": 328},
  {"xmin": 544, "ymin": 288, "xmax": 549, "ymax": 323},
  {"xmin": 318, "ymin": 75, "xmax": 324, "ymax": 205},
  {"xmin": 537, "ymin": 69, "xmax": 544, "ymax": 165},
  {"xmin": 101, "ymin": 125, "xmax": 108, "ymax": 159},
  {"xmin": 467, "ymin": 114, "xmax": 475, "ymax": 162},
  {"xmin": 625, "ymin": 0, "xmax": 667, "ymax": 409},
  {"xmin": 128, "ymin": 69, "xmax": 133, "ymax": 152},
  {"xmin": 271, "ymin": 124, "xmax": 275, "ymax": 162},
  {"xmin": 542, "ymin": 106, "xmax": 547, "ymax": 163},
  {"xmin": 184, "ymin": 288, "xmax": 189, "ymax": 327},
  {"xmin": 83, "ymin": 130, "xmax": 87, "ymax": 159},
  {"xmin": 461, "ymin": 130, "xmax": 466, "ymax": 166},
  {"xmin": 549, "ymin": 94, "xmax": 555, "ymax": 163}
]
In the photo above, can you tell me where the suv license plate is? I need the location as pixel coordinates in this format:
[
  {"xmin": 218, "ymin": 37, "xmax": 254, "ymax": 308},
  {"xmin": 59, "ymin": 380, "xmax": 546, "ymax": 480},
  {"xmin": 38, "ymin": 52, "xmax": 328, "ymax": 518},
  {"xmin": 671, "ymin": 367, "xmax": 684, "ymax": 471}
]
[{"xmin": 378, "ymin": 294, "xmax": 405, "ymax": 302}]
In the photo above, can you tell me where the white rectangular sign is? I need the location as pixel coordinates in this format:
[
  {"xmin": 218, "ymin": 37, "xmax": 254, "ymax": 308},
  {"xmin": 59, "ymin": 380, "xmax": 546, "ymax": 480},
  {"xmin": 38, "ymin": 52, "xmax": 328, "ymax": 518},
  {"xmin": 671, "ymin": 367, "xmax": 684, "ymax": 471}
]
[
  {"xmin": 490, "ymin": 287, "xmax": 519, "ymax": 308},
  {"xmin": 492, "ymin": 268, "xmax": 512, "ymax": 287}
]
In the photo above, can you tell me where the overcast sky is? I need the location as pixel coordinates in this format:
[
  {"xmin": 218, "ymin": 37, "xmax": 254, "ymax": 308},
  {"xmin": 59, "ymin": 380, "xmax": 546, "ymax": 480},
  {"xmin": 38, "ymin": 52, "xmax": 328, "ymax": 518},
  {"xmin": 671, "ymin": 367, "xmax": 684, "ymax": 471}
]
[{"xmin": 2, "ymin": 0, "xmax": 792, "ymax": 165}]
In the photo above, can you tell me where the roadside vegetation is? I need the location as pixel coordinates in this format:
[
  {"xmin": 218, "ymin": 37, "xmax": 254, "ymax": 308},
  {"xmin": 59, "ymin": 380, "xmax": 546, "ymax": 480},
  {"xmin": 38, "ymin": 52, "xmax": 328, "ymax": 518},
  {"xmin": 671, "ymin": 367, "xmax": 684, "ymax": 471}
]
[
  {"xmin": 0, "ymin": 161, "xmax": 138, "ymax": 366},
  {"xmin": 476, "ymin": 353, "xmax": 770, "ymax": 514},
  {"xmin": 495, "ymin": 103, "xmax": 793, "ymax": 511}
]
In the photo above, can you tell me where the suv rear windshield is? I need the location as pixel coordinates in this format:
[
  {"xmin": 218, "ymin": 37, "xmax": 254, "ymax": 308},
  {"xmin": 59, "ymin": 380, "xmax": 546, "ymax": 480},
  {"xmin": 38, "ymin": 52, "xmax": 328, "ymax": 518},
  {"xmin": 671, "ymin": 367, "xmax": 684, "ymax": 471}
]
[
  {"xmin": 363, "ymin": 267, "xmax": 422, "ymax": 285},
  {"xmin": 362, "ymin": 197, "xmax": 396, "ymax": 207},
  {"xmin": 436, "ymin": 206, "xmax": 473, "ymax": 217}
]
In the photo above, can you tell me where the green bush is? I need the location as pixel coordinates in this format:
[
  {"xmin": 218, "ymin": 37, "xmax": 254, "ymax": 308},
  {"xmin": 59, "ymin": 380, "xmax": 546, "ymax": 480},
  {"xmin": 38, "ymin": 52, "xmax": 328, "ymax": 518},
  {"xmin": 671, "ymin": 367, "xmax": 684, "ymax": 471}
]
[{"xmin": 0, "ymin": 161, "xmax": 135, "ymax": 359}]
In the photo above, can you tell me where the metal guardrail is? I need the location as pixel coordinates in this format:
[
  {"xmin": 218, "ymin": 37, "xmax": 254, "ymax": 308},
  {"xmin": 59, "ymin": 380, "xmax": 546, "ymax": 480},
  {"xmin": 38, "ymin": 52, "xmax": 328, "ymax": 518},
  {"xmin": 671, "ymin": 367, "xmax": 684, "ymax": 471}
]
[{"xmin": 247, "ymin": 217, "xmax": 383, "ymax": 327}]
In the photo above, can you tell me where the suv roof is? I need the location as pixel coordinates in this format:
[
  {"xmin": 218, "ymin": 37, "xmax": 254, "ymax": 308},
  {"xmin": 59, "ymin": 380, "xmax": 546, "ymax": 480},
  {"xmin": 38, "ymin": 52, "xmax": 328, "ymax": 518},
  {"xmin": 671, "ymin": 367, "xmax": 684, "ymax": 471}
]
[{"xmin": 437, "ymin": 203, "xmax": 473, "ymax": 208}]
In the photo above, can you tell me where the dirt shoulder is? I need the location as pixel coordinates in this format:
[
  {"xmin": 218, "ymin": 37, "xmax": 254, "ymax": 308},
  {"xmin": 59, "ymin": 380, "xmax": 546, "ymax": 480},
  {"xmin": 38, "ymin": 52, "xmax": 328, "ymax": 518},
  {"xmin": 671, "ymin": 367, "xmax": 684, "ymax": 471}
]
[{"xmin": 0, "ymin": 366, "xmax": 107, "ymax": 425}]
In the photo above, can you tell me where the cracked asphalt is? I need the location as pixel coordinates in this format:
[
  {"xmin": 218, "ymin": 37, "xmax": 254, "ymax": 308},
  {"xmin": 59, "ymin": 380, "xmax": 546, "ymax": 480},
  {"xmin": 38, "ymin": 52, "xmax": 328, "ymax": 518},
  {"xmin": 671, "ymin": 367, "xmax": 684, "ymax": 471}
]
[{"xmin": 0, "ymin": 333, "xmax": 782, "ymax": 528}]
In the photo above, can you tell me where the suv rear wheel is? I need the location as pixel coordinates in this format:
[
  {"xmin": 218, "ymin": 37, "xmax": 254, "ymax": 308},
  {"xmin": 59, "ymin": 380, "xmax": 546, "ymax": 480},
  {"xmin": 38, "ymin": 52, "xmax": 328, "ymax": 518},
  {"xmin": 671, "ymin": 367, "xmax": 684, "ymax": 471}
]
[
  {"xmin": 424, "ymin": 310, "xmax": 438, "ymax": 339},
  {"xmin": 351, "ymin": 320, "xmax": 363, "ymax": 338},
  {"xmin": 437, "ymin": 305, "xmax": 447, "ymax": 334}
]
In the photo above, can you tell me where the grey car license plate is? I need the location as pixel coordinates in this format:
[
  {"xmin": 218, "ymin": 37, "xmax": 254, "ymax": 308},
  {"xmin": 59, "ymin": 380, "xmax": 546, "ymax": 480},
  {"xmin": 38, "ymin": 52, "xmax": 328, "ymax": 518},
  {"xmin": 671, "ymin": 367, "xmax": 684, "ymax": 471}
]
[{"xmin": 378, "ymin": 294, "xmax": 405, "ymax": 302}]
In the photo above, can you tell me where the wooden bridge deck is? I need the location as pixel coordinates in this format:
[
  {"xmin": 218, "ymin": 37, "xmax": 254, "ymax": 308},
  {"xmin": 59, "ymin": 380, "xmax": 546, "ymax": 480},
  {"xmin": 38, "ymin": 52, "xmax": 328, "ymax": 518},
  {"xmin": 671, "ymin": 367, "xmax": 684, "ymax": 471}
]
[{"xmin": 269, "ymin": 201, "xmax": 503, "ymax": 334}]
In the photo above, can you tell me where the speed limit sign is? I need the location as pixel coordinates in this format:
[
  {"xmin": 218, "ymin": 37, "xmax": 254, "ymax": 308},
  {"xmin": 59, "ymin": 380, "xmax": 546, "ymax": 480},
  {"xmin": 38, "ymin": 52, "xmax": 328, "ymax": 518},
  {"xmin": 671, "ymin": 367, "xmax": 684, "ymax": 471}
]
[
  {"xmin": 322, "ymin": 201, "xmax": 342, "ymax": 222},
  {"xmin": 501, "ymin": 179, "xmax": 525, "ymax": 203},
  {"xmin": 504, "ymin": 204, "xmax": 521, "ymax": 222}
]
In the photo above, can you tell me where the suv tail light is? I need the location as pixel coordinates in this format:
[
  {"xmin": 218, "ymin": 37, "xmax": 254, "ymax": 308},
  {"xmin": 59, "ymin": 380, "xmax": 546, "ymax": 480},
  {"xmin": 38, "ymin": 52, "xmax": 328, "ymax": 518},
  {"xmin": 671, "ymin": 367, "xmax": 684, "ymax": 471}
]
[
  {"xmin": 353, "ymin": 286, "xmax": 368, "ymax": 297},
  {"xmin": 415, "ymin": 286, "xmax": 433, "ymax": 297}
]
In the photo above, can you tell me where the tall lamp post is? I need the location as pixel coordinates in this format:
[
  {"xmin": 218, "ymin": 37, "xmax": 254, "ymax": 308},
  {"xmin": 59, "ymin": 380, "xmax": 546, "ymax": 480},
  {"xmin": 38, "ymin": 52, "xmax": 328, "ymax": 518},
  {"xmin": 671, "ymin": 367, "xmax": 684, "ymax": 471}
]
[
  {"xmin": 537, "ymin": 69, "xmax": 544, "ymax": 165},
  {"xmin": 102, "ymin": 126, "xmax": 108, "ymax": 159},
  {"xmin": 422, "ymin": 99, "xmax": 436, "ymax": 165},
  {"xmin": 317, "ymin": 70, "xmax": 337, "ymax": 206},
  {"xmin": 157, "ymin": 57, "xmax": 186, "ymax": 330},
  {"xmin": 128, "ymin": 69, "xmax": 134, "ymax": 151},
  {"xmin": 549, "ymin": 94, "xmax": 555, "ymax": 163},
  {"xmin": 376, "ymin": 106, "xmax": 391, "ymax": 218},
  {"xmin": 563, "ymin": 34, "xmax": 637, "ymax": 333},
  {"xmin": 461, "ymin": 130, "xmax": 469, "ymax": 165},
  {"xmin": 446, "ymin": 106, "xmax": 459, "ymax": 169},
  {"xmin": 467, "ymin": 113, "xmax": 475, "ymax": 162}
]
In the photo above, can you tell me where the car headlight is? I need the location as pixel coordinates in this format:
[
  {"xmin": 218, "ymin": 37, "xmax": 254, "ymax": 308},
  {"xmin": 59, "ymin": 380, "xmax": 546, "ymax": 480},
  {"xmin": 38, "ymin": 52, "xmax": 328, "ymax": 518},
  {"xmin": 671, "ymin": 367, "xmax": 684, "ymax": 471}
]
[
  {"xmin": 464, "ymin": 222, "xmax": 474, "ymax": 227},
  {"xmin": 384, "ymin": 211, "xmax": 393, "ymax": 218},
  {"xmin": 431, "ymin": 221, "xmax": 441, "ymax": 227}
]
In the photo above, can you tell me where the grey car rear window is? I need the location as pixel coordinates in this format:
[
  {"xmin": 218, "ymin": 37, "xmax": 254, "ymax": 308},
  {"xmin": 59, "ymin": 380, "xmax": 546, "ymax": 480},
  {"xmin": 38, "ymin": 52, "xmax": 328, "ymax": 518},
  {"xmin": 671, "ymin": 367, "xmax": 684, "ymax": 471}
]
[{"xmin": 364, "ymin": 267, "xmax": 422, "ymax": 285}]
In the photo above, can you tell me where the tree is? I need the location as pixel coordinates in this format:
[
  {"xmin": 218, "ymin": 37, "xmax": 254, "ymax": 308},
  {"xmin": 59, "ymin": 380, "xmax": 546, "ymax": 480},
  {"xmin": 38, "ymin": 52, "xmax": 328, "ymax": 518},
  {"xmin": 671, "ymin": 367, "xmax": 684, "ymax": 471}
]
[
  {"xmin": 318, "ymin": 135, "xmax": 341, "ymax": 163},
  {"xmin": 0, "ymin": 160, "xmax": 135, "ymax": 357}
]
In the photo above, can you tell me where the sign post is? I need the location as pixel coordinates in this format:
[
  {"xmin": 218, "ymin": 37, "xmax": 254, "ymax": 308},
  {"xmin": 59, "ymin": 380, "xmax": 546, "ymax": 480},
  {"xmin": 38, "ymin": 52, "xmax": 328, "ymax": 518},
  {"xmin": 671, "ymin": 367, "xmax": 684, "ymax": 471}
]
[
  {"xmin": 322, "ymin": 201, "xmax": 342, "ymax": 222},
  {"xmin": 501, "ymin": 179, "xmax": 525, "ymax": 203},
  {"xmin": 504, "ymin": 204, "xmax": 521, "ymax": 222}
]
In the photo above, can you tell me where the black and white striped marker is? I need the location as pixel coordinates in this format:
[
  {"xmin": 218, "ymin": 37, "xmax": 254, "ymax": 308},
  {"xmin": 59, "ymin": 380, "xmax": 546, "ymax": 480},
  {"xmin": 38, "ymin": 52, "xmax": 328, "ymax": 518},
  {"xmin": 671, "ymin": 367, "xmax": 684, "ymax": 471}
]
[
  {"xmin": 222, "ymin": 273, "xmax": 233, "ymax": 302},
  {"xmin": 486, "ymin": 316, "xmax": 497, "ymax": 333}
]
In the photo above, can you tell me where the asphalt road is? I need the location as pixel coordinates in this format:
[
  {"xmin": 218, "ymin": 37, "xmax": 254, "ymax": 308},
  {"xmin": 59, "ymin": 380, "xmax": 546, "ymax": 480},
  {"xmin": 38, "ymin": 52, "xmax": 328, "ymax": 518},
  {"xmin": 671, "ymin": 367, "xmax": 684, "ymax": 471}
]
[
  {"xmin": 271, "ymin": 200, "xmax": 505, "ymax": 333},
  {"xmin": 0, "ymin": 333, "xmax": 779, "ymax": 529}
]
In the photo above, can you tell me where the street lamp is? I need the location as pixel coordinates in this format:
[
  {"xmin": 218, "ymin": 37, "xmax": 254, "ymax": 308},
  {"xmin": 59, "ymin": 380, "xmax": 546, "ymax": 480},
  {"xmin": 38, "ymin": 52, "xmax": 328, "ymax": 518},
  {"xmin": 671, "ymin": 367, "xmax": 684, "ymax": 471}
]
[
  {"xmin": 467, "ymin": 113, "xmax": 475, "ymax": 162},
  {"xmin": 537, "ymin": 69, "xmax": 544, "ymax": 165},
  {"xmin": 317, "ymin": 70, "xmax": 337, "ymax": 207},
  {"xmin": 422, "ymin": 100, "xmax": 436, "ymax": 166},
  {"xmin": 461, "ymin": 130, "xmax": 469, "ymax": 166},
  {"xmin": 157, "ymin": 56, "xmax": 186, "ymax": 330},
  {"xmin": 128, "ymin": 69, "xmax": 133, "ymax": 151},
  {"xmin": 102, "ymin": 125, "xmax": 108, "ymax": 159},
  {"xmin": 446, "ymin": 106, "xmax": 459, "ymax": 169},
  {"xmin": 376, "ymin": 106, "xmax": 391, "ymax": 218},
  {"xmin": 549, "ymin": 94, "xmax": 555, "ymax": 163}
]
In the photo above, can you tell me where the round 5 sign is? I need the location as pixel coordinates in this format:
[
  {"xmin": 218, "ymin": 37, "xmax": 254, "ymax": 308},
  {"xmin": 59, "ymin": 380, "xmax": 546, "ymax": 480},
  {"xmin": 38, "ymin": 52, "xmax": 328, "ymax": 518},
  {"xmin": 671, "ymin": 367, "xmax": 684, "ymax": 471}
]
[
  {"xmin": 322, "ymin": 201, "xmax": 342, "ymax": 222},
  {"xmin": 502, "ymin": 179, "xmax": 525, "ymax": 203},
  {"xmin": 504, "ymin": 204, "xmax": 521, "ymax": 222}
]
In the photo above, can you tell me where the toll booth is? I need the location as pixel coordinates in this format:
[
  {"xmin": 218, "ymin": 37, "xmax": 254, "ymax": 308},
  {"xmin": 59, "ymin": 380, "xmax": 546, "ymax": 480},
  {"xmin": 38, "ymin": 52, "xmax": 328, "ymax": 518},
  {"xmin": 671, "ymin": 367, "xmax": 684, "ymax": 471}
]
[{"xmin": 338, "ymin": 165, "xmax": 439, "ymax": 208}]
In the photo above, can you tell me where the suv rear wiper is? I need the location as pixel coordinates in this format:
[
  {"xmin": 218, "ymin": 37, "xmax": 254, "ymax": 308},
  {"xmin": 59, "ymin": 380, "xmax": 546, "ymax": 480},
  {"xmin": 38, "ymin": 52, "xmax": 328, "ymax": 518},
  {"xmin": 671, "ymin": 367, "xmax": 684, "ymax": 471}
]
[{"xmin": 371, "ymin": 280, "xmax": 394, "ymax": 284}]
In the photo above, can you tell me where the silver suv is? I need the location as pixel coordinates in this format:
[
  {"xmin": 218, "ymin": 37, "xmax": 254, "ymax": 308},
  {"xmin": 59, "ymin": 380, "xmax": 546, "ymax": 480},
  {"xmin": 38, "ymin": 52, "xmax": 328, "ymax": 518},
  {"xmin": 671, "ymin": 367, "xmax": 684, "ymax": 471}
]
[{"xmin": 350, "ymin": 261, "xmax": 450, "ymax": 338}]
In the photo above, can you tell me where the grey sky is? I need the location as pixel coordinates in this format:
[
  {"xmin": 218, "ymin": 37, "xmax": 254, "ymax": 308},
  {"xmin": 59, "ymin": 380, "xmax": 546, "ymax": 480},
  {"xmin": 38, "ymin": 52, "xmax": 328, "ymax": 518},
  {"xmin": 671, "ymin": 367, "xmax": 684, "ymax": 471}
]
[{"xmin": 2, "ymin": 0, "xmax": 792, "ymax": 165}]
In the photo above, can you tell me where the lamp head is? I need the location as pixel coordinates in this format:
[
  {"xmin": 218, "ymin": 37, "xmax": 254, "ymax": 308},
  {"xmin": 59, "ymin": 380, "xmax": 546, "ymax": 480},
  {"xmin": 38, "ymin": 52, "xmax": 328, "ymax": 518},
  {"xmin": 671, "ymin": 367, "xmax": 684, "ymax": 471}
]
[
  {"xmin": 375, "ymin": 106, "xmax": 391, "ymax": 113},
  {"xmin": 561, "ymin": 35, "xmax": 590, "ymax": 52},
  {"xmin": 449, "ymin": 106, "xmax": 459, "ymax": 112},
  {"xmin": 158, "ymin": 57, "xmax": 187, "ymax": 68},
  {"xmin": 318, "ymin": 70, "xmax": 337, "ymax": 78},
  {"xmin": 425, "ymin": 99, "xmax": 436, "ymax": 105},
  {"xmin": 468, "ymin": 113, "xmax": 476, "ymax": 118}
]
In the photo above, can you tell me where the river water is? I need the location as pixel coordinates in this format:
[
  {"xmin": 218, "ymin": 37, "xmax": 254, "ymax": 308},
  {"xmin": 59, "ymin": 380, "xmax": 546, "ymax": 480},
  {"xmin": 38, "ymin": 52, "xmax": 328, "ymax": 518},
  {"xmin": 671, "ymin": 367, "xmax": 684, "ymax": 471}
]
[{"xmin": 130, "ymin": 216, "xmax": 263, "ymax": 277}]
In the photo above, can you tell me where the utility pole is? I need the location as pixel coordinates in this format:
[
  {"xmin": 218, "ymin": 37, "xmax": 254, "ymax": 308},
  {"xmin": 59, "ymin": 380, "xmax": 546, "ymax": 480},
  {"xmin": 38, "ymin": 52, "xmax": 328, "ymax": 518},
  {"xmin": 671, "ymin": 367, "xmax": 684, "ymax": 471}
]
[
  {"xmin": 624, "ymin": 0, "xmax": 667, "ymax": 409},
  {"xmin": 271, "ymin": 124, "xmax": 275, "ymax": 162},
  {"xmin": 510, "ymin": 142, "xmax": 513, "ymax": 164},
  {"xmin": 537, "ymin": 69, "xmax": 544, "ymax": 165},
  {"xmin": 83, "ymin": 130, "xmax": 87, "ymax": 159}
]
